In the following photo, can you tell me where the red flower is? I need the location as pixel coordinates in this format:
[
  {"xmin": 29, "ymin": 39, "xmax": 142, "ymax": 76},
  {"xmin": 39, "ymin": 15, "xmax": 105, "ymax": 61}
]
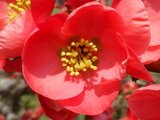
[
  {"xmin": 23, "ymin": 2, "xmax": 153, "ymax": 115},
  {"xmin": 0, "ymin": 0, "xmax": 54, "ymax": 67},
  {"xmin": 113, "ymin": 0, "xmax": 160, "ymax": 64},
  {"xmin": 38, "ymin": 95, "xmax": 78, "ymax": 120},
  {"xmin": 128, "ymin": 84, "xmax": 160, "ymax": 120}
]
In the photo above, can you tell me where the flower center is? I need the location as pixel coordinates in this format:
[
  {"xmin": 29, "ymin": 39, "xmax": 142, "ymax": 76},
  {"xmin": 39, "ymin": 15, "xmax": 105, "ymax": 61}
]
[
  {"xmin": 60, "ymin": 38, "xmax": 98, "ymax": 76},
  {"xmin": 8, "ymin": 0, "xmax": 31, "ymax": 21}
]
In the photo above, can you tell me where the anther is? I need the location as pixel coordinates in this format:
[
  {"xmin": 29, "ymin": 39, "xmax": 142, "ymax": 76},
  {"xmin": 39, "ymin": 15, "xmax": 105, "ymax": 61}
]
[
  {"xmin": 92, "ymin": 56, "xmax": 98, "ymax": 61},
  {"xmin": 61, "ymin": 51, "xmax": 66, "ymax": 56},
  {"xmin": 89, "ymin": 42, "xmax": 93, "ymax": 46},
  {"xmin": 75, "ymin": 72, "xmax": 80, "ymax": 76},
  {"xmin": 70, "ymin": 72, "xmax": 75, "ymax": 76},
  {"xmin": 62, "ymin": 63, "xmax": 67, "ymax": 67},
  {"xmin": 71, "ymin": 42, "xmax": 76, "ymax": 46},
  {"xmin": 90, "ymin": 65, "xmax": 97, "ymax": 70},
  {"xmin": 25, "ymin": 0, "xmax": 31, "ymax": 6},
  {"xmin": 66, "ymin": 66, "xmax": 70, "ymax": 72},
  {"xmin": 75, "ymin": 42, "xmax": 79, "ymax": 47},
  {"xmin": 61, "ymin": 58, "xmax": 67, "ymax": 62},
  {"xmin": 9, "ymin": 3, "xmax": 15, "ymax": 8},
  {"xmin": 82, "ymin": 68, "xmax": 87, "ymax": 71},
  {"xmin": 93, "ymin": 48, "xmax": 98, "ymax": 52},
  {"xmin": 71, "ymin": 51, "xmax": 78, "ymax": 57},
  {"xmin": 18, "ymin": 8, "xmax": 24, "ymax": 13}
]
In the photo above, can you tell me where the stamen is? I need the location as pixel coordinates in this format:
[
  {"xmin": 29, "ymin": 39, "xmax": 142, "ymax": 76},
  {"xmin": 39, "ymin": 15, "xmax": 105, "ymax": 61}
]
[
  {"xmin": 60, "ymin": 38, "xmax": 98, "ymax": 76},
  {"xmin": 8, "ymin": 0, "xmax": 31, "ymax": 21}
]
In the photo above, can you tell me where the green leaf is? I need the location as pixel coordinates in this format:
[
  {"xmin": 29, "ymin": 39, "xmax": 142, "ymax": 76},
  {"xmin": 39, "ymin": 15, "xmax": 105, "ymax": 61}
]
[
  {"xmin": 40, "ymin": 115, "xmax": 49, "ymax": 120},
  {"xmin": 52, "ymin": 8, "xmax": 62, "ymax": 15},
  {"xmin": 76, "ymin": 115, "xmax": 85, "ymax": 120}
]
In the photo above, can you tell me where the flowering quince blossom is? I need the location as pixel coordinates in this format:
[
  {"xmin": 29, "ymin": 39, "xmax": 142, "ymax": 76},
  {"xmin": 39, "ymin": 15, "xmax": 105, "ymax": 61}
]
[
  {"xmin": 23, "ymin": 2, "xmax": 154, "ymax": 115},
  {"xmin": 38, "ymin": 95, "xmax": 78, "ymax": 120},
  {"xmin": 113, "ymin": 0, "xmax": 160, "ymax": 65},
  {"xmin": 128, "ymin": 84, "xmax": 160, "ymax": 120},
  {"xmin": 0, "ymin": 0, "xmax": 54, "ymax": 68}
]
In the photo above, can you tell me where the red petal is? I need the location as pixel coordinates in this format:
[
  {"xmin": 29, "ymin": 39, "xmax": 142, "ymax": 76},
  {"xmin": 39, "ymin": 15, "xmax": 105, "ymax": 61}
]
[
  {"xmin": 126, "ymin": 46, "xmax": 154, "ymax": 82},
  {"xmin": 143, "ymin": 0, "xmax": 160, "ymax": 46},
  {"xmin": 112, "ymin": 0, "xmax": 150, "ymax": 55},
  {"xmin": 0, "ymin": 10, "xmax": 35, "ymax": 58},
  {"xmin": 140, "ymin": 46, "xmax": 160, "ymax": 64},
  {"xmin": 38, "ymin": 95, "xmax": 78, "ymax": 120},
  {"xmin": 31, "ymin": 0, "xmax": 55, "ymax": 25},
  {"xmin": 0, "ymin": 56, "xmax": 6, "ymax": 69},
  {"xmin": 90, "ymin": 29, "xmax": 127, "ymax": 84},
  {"xmin": 59, "ymin": 80, "xmax": 120, "ymax": 115},
  {"xmin": 62, "ymin": 2, "xmax": 125, "ymax": 39},
  {"xmin": 23, "ymin": 14, "xmax": 84, "ymax": 100},
  {"xmin": 128, "ymin": 84, "xmax": 160, "ymax": 120},
  {"xmin": 139, "ymin": 0, "xmax": 160, "ymax": 64},
  {"xmin": 0, "ymin": 1, "xmax": 8, "ymax": 30}
]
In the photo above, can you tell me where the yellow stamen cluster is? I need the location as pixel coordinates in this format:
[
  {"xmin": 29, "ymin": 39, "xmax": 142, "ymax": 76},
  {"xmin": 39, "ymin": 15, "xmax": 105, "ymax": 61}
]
[
  {"xmin": 8, "ymin": 0, "xmax": 31, "ymax": 21},
  {"xmin": 60, "ymin": 38, "xmax": 98, "ymax": 76}
]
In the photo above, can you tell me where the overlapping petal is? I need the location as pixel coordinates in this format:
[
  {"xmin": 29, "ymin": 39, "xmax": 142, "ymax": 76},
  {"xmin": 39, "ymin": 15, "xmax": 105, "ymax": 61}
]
[
  {"xmin": 126, "ymin": 46, "xmax": 154, "ymax": 82},
  {"xmin": 0, "ymin": 10, "xmax": 35, "ymax": 58},
  {"xmin": 31, "ymin": 0, "xmax": 55, "ymax": 25},
  {"xmin": 140, "ymin": 45, "xmax": 160, "ymax": 64},
  {"xmin": 91, "ymin": 29, "xmax": 127, "ymax": 84},
  {"xmin": 112, "ymin": 0, "xmax": 150, "ymax": 55},
  {"xmin": 62, "ymin": 2, "xmax": 125, "ymax": 39},
  {"xmin": 142, "ymin": 0, "xmax": 160, "ymax": 46},
  {"xmin": 38, "ymin": 95, "xmax": 78, "ymax": 120},
  {"xmin": 59, "ymin": 80, "xmax": 120, "ymax": 115},
  {"xmin": 128, "ymin": 84, "xmax": 160, "ymax": 120},
  {"xmin": 140, "ymin": 0, "xmax": 160, "ymax": 64},
  {"xmin": 0, "ymin": 1, "xmax": 8, "ymax": 30}
]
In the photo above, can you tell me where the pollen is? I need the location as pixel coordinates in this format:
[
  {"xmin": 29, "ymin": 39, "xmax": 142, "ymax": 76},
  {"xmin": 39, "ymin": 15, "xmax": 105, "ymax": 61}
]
[
  {"xmin": 8, "ymin": 0, "xmax": 31, "ymax": 21},
  {"xmin": 60, "ymin": 38, "xmax": 98, "ymax": 76}
]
